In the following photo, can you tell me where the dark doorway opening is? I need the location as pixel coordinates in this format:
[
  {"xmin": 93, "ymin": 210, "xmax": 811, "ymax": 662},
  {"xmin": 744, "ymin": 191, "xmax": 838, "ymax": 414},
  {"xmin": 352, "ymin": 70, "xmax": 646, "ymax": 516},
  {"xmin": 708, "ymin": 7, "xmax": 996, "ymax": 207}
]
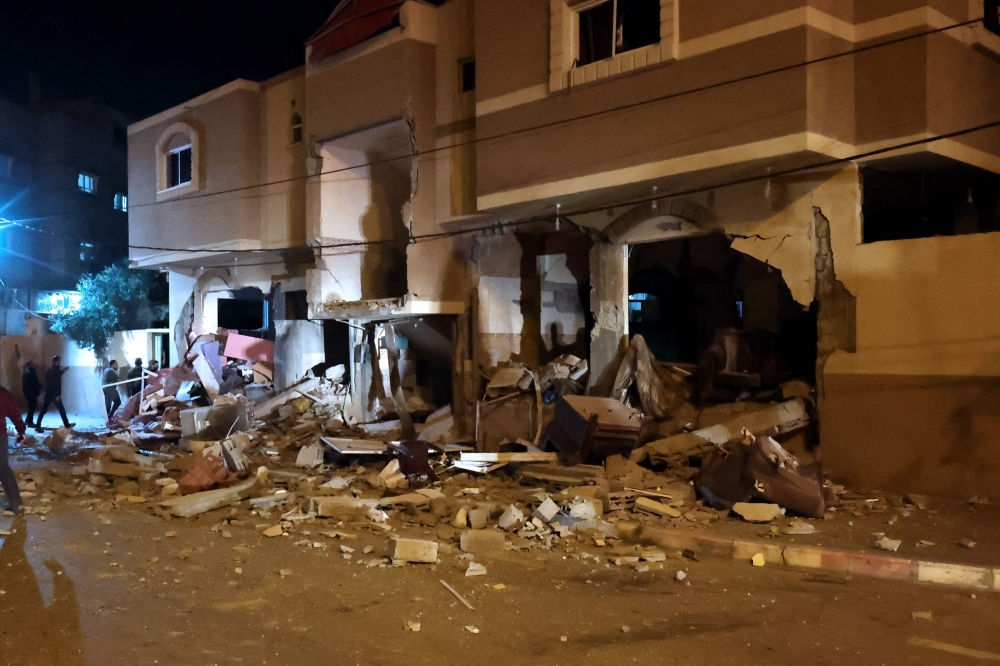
[{"xmin": 628, "ymin": 232, "xmax": 817, "ymax": 400}]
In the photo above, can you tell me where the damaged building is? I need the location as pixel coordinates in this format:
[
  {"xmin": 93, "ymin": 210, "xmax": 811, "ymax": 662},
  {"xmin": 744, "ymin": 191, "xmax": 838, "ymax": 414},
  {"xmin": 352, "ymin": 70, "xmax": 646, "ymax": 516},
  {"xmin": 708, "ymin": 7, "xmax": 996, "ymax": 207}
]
[{"xmin": 127, "ymin": 0, "xmax": 1000, "ymax": 498}]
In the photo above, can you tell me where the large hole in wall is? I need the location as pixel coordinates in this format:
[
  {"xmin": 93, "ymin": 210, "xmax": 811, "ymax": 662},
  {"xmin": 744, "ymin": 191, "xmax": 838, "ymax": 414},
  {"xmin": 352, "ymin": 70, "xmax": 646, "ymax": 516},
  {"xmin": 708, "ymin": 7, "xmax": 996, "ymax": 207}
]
[{"xmin": 628, "ymin": 232, "xmax": 817, "ymax": 401}]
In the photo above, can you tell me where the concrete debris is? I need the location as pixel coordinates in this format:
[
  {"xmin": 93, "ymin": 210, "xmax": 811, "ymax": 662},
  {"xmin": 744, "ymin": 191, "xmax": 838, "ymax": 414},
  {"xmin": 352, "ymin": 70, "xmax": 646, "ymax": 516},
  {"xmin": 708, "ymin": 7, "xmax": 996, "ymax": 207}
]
[
  {"xmin": 295, "ymin": 443, "xmax": 325, "ymax": 469},
  {"xmin": 466, "ymin": 562, "xmax": 488, "ymax": 576},
  {"xmin": 533, "ymin": 498, "xmax": 561, "ymax": 522},
  {"xmin": 460, "ymin": 529, "xmax": 505, "ymax": 554},
  {"xmin": 634, "ymin": 497, "xmax": 681, "ymax": 518},
  {"xmin": 783, "ymin": 519, "xmax": 816, "ymax": 535},
  {"xmin": 732, "ymin": 502, "xmax": 782, "ymax": 523},
  {"xmin": 751, "ymin": 553, "xmax": 765, "ymax": 567},
  {"xmin": 497, "ymin": 504, "xmax": 525, "ymax": 531},
  {"xmin": 875, "ymin": 536, "xmax": 902, "ymax": 552},
  {"xmin": 391, "ymin": 538, "xmax": 439, "ymax": 563},
  {"xmin": 959, "ymin": 538, "xmax": 976, "ymax": 549},
  {"xmin": 674, "ymin": 570, "xmax": 687, "ymax": 581},
  {"xmin": 911, "ymin": 611, "xmax": 933, "ymax": 620}
]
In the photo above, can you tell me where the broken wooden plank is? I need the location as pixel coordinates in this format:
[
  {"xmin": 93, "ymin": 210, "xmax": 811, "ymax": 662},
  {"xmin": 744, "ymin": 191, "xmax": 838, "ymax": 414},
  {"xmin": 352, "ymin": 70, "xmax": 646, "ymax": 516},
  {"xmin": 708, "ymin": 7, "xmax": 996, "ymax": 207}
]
[
  {"xmin": 157, "ymin": 478, "xmax": 257, "ymax": 518},
  {"xmin": 460, "ymin": 452, "xmax": 559, "ymax": 463},
  {"xmin": 634, "ymin": 496, "xmax": 682, "ymax": 518},
  {"xmin": 440, "ymin": 579, "xmax": 475, "ymax": 610}
]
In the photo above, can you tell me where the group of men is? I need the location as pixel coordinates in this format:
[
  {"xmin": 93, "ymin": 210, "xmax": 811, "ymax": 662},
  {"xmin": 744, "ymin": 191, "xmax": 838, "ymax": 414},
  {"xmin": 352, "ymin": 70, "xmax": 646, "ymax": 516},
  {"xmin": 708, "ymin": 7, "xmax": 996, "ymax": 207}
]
[
  {"xmin": 101, "ymin": 357, "xmax": 159, "ymax": 418},
  {"xmin": 0, "ymin": 356, "xmax": 164, "ymax": 514}
]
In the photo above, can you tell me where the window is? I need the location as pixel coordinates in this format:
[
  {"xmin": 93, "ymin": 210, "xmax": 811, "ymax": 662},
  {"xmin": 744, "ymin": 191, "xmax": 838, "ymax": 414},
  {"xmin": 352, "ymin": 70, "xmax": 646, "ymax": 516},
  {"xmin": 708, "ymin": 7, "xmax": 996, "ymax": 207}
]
[
  {"xmin": 291, "ymin": 113, "xmax": 303, "ymax": 144},
  {"xmin": 628, "ymin": 292, "xmax": 660, "ymax": 323},
  {"xmin": 166, "ymin": 146, "xmax": 192, "ymax": 189},
  {"xmin": 460, "ymin": 58, "xmax": 476, "ymax": 92},
  {"xmin": 577, "ymin": 0, "xmax": 660, "ymax": 67},
  {"xmin": 114, "ymin": 193, "xmax": 128, "ymax": 212},
  {"xmin": 218, "ymin": 298, "xmax": 267, "ymax": 331},
  {"xmin": 78, "ymin": 243, "xmax": 95, "ymax": 263},
  {"xmin": 78, "ymin": 173, "xmax": 96, "ymax": 193}
]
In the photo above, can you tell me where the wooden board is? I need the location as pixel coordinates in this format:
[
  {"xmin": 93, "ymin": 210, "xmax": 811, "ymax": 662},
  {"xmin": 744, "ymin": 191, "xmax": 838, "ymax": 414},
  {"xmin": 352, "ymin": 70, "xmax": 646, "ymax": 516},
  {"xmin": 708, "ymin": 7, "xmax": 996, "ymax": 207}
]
[{"xmin": 460, "ymin": 452, "xmax": 559, "ymax": 463}]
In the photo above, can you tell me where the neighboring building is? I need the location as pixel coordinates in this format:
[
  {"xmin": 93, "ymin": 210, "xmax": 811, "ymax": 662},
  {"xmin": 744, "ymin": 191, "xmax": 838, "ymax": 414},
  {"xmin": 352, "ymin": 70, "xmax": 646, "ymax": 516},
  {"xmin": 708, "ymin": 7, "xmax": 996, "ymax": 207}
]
[
  {"xmin": 0, "ymin": 91, "xmax": 131, "ymax": 332},
  {"xmin": 128, "ymin": 0, "xmax": 1000, "ymax": 497}
]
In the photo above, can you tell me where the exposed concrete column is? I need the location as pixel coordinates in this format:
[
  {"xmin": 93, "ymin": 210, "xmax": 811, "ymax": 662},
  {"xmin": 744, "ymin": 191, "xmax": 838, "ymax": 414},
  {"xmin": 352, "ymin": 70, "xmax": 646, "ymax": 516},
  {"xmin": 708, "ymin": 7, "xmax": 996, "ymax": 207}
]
[
  {"xmin": 813, "ymin": 206, "xmax": 856, "ymax": 401},
  {"xmin": 588, "ymin": 241, "xmax": 629, "ymax": 394}
]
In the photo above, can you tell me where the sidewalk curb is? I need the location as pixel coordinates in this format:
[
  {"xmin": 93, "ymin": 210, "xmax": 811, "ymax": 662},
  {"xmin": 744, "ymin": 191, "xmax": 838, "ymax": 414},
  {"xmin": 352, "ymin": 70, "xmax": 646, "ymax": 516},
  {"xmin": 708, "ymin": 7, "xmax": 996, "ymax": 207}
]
[{"xmin": 623, "ymin": 523, "xmax": 1000, "ymax": 591}]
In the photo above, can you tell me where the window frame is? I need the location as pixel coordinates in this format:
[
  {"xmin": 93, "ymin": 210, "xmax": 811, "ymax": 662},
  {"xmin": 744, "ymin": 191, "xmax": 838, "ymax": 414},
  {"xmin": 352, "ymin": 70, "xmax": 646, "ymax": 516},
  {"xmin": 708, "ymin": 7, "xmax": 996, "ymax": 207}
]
[
  {"xmin": 459, "ymin": 57, "xmax": 476, "ymax": 93},
  {"xmin": 77, "ymin": 172, "xmax": 97, "ymax": 194},
  {"xmin": 155, "ymin": 121, "xmax": 201, "ymax": 202},
  {"xmin": 291, "ymin": 113, "xmax": 303, "ymax": 145},
  {"xmin": 550, "ymin": 0, "xmax": 675, "ymax": 91},
  {"xmin": 114, "ymin": 192, "xmax": 128, "ymax": 212},
  {"xmin": 164, "ymin": 144, "xmax": 193, "ymax": 191}
]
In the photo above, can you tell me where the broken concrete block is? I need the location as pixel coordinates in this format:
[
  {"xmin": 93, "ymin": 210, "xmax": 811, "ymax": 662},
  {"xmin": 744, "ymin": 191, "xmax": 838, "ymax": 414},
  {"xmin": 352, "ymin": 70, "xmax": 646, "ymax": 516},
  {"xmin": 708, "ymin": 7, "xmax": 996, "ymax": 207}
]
[
  {"xmin": 905, "ymin": 493, "xmax": 930, "ymax": 510},
  {"xmin": 751, "ymin": 553, "xmax": 765, "ymax": 567},
  {"xmin": 733, "ymin": 502, "xmax": 781, "ymax": 523},
  {"xmin": 497, "ymin": 504, "xmax": 525, "ymax": 531},
  {"xmin": 783, "ymin": 519, "xmax": 816, "ymax": 535},
  {"xmin": 87, "ymin": 458, "xmax": 154, "ymax": 479},
  {"xmin": 875, "ymin": 536, "xmax": 901, "ymax": 552},
  {"xmin": 157, "ymin": 478, "xmax": 257, "ymax": 518},
  {"xmin": 640, "ymin": 549, "xmax": 666, "ymax": 562},
  {"xmin": 312, "ymin": 496, "xmax": 376, "ymax": 518},
  {"xmin": 452, "ymin": 507, "xmax": 468, "ymax": 528},
  {"xmin": 634, "ymin": 497, "xmax": 682, "ymax": 518},
  {"xmin": 295, "ymin": 443, "xmax": 325, "ymax": 469},
  {"xmin": 468, "ymin": 508, "xmax": 489, "ymax": 530},
  {"xmin": 569, "ymin": 499, "xmax": 603, "ymax": 520},
  {"xmin": 460, "ymin": 529, "xmax": 505, "ymax": 555},
  {"xmin": 466, "ymin": 562, "xmax": 487, "ymax": 576},
  {"xmin": 391, "ymin": 538, "xmax": 438, "ymax": 563},
  {"xmin": 533, "ymin": 498, "xmax": 560, "ymax": 523},
  {"xmin": 263, "ymin": 525, "xmax": 283, "ymax": 538}
]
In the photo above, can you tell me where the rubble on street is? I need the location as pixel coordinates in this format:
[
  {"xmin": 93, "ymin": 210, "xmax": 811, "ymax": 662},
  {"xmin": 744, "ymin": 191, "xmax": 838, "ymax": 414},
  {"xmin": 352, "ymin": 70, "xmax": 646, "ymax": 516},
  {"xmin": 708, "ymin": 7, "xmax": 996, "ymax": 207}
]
[{"xmin": 3, "ymin": 334, "xmax": 995, "ymax": 576}]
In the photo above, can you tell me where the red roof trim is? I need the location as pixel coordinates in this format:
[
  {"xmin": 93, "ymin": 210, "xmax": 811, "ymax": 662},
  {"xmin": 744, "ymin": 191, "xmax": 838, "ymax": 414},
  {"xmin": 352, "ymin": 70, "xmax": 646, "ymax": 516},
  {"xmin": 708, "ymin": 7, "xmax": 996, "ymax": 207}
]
[{"xmin": 308, "ymin": 0, "xmax": 406, "ymax": 63}]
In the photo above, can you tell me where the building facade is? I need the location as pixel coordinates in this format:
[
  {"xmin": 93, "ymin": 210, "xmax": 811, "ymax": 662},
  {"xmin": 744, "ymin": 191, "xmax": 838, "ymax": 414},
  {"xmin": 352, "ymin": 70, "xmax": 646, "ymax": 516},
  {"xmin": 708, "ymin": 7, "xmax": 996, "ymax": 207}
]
[{"xmin": 129, "ymin": 0, "xmax": 1000, "ymax": 496}]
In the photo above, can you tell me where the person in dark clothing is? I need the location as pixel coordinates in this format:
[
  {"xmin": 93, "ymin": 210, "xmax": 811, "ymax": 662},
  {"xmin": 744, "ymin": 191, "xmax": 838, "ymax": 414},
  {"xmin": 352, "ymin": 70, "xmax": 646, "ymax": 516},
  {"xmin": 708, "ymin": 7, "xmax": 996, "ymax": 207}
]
[
  {"xmin": 102, "ymin": 360, "xmax": 122, "ymax": 423},
  {"xmin": 0, "ymin": 384, "xmax": 27, "ymax": 513},
  {"xmin": 21, "ymin": 361, "xmax": 42, "ymax": 428},
  {"xmin": 126, "ymin": 358, "xmax": 144, "ymax": 397},
  {"xmin": 36, "ymin": 356, "xmax": 73, "ymax": 433}
]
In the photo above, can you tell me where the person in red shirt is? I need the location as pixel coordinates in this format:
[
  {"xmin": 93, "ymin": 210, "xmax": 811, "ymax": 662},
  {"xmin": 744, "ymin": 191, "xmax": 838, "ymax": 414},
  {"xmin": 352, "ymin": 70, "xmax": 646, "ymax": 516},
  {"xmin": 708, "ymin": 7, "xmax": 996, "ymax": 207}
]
[{"xmin": 0, "ymin": 385, "xmax": 27, "ymax": 514}]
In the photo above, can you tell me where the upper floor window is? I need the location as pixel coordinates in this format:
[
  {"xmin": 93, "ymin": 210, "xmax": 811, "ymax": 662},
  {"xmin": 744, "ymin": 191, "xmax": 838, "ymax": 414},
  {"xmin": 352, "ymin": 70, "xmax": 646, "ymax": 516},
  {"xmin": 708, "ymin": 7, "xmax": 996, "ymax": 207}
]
[
  {"xmin": 166, "ymin": 145, "xmax": 192, "ymax": 189},
  {"xmin": 578, "ymin": 0, "xmax": 661, "ymax": 66},
  {"xmin": 460, "ymin": 58, "xmax": 476, "ymax": 92},
  {"xmin": 114, "ymin": 193, "xmax": 128, "ymax": 212},
  {"xmin": 78, "ymin": 172, "xmax": 96, "ymax": 194},
  {"xmin": 291, "ymin": 113, "xmax": 303, "ymax": 144},
  {"xmin": 156, "ymin": 121, "xmax": 200, "ymax": 202}
]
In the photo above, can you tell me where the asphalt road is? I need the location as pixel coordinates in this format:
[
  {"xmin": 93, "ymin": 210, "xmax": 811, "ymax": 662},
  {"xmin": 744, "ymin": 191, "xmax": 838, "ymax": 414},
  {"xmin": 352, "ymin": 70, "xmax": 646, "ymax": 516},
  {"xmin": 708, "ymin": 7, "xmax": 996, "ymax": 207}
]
[{"xmin": 2, "ymin": 506, "xmax": 999, "ymax": 666}]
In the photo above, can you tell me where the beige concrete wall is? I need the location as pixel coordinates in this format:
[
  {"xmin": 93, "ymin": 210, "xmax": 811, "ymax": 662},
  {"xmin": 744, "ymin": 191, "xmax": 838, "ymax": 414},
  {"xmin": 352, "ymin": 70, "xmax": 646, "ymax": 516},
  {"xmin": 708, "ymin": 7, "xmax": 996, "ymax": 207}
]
[
  {"xmin": 128, "ymin": 85, "xmax": 263, "ymax": 262},
  {"xmin": 260, "ymin": 69, "xmax": 308, "ymax": 250},
  {"xmin": 1, "ymin": 331, "xmax": 103, "ymax": 416}
]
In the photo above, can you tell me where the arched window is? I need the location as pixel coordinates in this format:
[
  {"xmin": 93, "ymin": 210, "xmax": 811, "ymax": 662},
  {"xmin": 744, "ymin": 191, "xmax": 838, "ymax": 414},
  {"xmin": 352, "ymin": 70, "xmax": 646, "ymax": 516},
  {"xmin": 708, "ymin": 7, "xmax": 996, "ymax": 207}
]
[
  {"xmin": 155, "ymin": 121, "xmax": 200, "ymax": 202},
  {"xmin": 291, "ymin": 113, "xmax": 303, "ymax": 144}
]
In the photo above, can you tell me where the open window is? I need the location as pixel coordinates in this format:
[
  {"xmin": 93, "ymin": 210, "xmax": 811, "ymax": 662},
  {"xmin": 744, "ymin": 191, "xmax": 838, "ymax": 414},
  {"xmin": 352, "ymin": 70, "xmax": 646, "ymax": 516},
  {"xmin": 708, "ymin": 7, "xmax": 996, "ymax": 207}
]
[
  {"xmin": 291, "ymin": 113, "xmax": 303, "ymax": 144},
  {"xmin": 577, "ymin": 0, "xmax": 661, "ymax": 67}
]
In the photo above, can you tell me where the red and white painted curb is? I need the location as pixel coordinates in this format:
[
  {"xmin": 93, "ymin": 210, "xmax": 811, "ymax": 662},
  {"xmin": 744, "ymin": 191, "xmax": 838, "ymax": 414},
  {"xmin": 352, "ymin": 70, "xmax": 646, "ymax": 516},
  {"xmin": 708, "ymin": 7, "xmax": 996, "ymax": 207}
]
[{"xmin": 628, "ymin": 524, "xmax": 1000, "ymax": 591}]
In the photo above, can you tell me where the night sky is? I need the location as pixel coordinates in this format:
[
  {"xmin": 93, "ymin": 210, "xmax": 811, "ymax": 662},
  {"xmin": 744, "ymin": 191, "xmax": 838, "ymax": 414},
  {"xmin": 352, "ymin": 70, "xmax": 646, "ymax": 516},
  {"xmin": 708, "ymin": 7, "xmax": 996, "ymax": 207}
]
[{"xmin": 0, "ymin": 1, "xmax": 339, "ymax": 121}]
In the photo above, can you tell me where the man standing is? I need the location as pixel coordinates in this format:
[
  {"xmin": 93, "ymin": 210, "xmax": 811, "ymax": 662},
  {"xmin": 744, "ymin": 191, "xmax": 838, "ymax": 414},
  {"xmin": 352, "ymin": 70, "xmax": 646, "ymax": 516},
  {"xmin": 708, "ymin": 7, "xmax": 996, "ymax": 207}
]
[
  {"xmin": 0, "ymin": 383, "xmax": 26, "ymax": 513},
  {"xmin": 148, "ymin": 359, "xmax": 160, "ymax": 374},
  {"xmin": 127, "ymin": 358, "xmax": 143, "ymax": 396},
  {"xmin": 21, "ymin": 360, "xmax": 42, "ymax": 428},
  {"xmin": 36, "ymin": 356, "xmax": 73, "ymax": 433},
  {"xmin": 102, "ymin": 360, "xmax": 122, "ymax": 423}
]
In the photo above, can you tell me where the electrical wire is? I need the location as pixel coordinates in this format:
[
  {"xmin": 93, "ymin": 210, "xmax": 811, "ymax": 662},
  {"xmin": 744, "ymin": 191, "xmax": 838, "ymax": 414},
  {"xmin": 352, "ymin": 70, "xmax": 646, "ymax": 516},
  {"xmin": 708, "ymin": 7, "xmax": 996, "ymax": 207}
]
[
  {"xmin": 124, "ymin": 15, "xmax": 983, "ymax": 216},
  {"xmin": 5, "ymin": 114, "xmax": 1000, "ymax": 256}
]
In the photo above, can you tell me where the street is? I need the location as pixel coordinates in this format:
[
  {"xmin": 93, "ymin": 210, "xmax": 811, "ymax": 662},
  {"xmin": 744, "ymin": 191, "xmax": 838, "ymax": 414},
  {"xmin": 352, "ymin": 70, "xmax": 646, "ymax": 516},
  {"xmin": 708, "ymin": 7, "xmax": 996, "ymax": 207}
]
[{"xmin": 3, "ymin": 504, "xmax": 998, "ymax": 666}]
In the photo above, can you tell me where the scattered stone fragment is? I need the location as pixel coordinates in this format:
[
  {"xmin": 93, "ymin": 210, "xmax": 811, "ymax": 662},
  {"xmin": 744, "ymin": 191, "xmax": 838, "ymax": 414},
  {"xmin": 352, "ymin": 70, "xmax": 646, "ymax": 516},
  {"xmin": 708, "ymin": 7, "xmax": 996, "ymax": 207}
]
[
  {"xmin": 497, "ymin": 505, "xmax": 525, "ymax": 531},
  {"xmin": 466, "ymin": 562, "xmax": 487, "ymax": 577},
  {"xmin": 635, "ymin": 497, "xmax": 681, "ymax": 518},
  {"xmin": 279, "ymin": 569, "xmax": 292, "ymax": 577},
  {"xmin": 621, "ymin": 626, "xmax": 630, "ymax": 634},
  {"xmin": 468, "ymin": 508, "xmax": 489, "ymax": 530},
  {"xmin": 751, "ymin": 553, "xmax": 765, "ymax": 567},
  {"xmin": 967, "ymin": 495, "xmax": 989, "ymax": 506},
  {"xmin": 492, "ymin": 583, "xmax": 505, "ymax": 590},
  {"xmin": 263, "ymin": 525, "xmax": 283, "ymax": 538},
  {"xmin": 452, "ymin": 508, "xmax": 468, "ymax": 528},
  {"xmin": 905, "ymin": 494, "xmax": 930, "ymax": 510},
  {"xmin": 391, "ymin": 538, "xmax": 439, "ymax": 563},
  {"xmin": 634, "ymin": 563, "xmax": 650, "ymax": 573},
  {"xmin": 912, "ymin": 611, "xmax": 933, "ymax": 620},
  {"xmin": 675, "ymin": 570, "xmax": 687, "ymax": 581},
  {"xmin": 460, "ymin": 529, "xmax": 505, "ymax": 555},
  {"xmin": 733, "ymin": 502, "xmax": 781, "ymax": 523},
  {"xmin": 959, "ymin": 538, "xmax": 976, "ymax": 549},
  {"xmin": 406, "ymin": 621, "xmax": 421, "ymax": 632},
  {"xmin": 916, "ymin": 540, "xmax": 935, "ymax": 548},
  {"xmin": 783, "ymin": 519, "xmax": 816, "ymax": 535},
  {"xmin": 682, "ymin": 549, "xmax": 698, "ymax": 561},
  {"xmin": 875, "ymin": 536, "xmax": 901, "ymax": 552},
  {"xmin": 533, "ymin": 498, "xmax": 560, "ymax": 523},
  {"xmin": 465, "ymin": 626, "xmax": 479, "ymax": 634},
  {"xmin": 640, "ymin": 549, "xmax": 666, "ymax": 562}
]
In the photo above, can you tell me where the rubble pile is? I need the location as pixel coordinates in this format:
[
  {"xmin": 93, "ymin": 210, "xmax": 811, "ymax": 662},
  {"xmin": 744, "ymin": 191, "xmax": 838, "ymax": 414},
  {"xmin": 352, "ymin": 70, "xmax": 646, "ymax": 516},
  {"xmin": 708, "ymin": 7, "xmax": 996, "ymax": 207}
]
[{"xmin": 7, "ymin": 333, "xmax": 896, "ymax": 569}]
